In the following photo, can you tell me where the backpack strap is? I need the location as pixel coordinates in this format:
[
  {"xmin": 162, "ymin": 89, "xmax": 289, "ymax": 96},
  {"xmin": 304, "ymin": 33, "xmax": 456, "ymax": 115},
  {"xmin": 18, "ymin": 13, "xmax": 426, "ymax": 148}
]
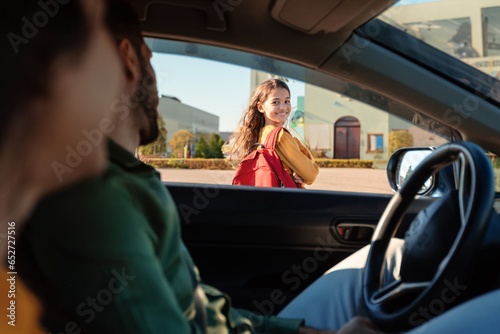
[
  {"xmin": 247, "ymin": 143, "xmax": 265, "ymax": 155},
  {"xmin": 262, "ymin": 127, "xmax": 300, "ymax": 188},
  {"xmin": 264, "ymin": 127, "xmax": 288, "ymax": 149}
]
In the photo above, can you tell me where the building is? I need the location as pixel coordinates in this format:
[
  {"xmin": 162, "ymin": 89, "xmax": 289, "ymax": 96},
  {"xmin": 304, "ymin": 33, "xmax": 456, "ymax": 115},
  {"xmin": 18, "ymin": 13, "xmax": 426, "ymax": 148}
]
[{"xmin": 158, "ymin": 96, "xmax": 219, "ymax": 154}]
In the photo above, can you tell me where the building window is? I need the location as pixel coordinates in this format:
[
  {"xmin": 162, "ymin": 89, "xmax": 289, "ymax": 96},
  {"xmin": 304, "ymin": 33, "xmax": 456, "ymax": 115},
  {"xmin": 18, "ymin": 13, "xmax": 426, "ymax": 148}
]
[{"xmin": 367, "ymin": 133, "xmax": 383, "ymax": 153}]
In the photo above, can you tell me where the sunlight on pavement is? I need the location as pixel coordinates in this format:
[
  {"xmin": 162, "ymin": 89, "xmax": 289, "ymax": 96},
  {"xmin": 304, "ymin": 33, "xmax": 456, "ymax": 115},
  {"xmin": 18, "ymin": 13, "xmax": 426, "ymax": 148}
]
[{"xmin": 158, "ymin": 168, "xmax": 393, "ymax": 194}]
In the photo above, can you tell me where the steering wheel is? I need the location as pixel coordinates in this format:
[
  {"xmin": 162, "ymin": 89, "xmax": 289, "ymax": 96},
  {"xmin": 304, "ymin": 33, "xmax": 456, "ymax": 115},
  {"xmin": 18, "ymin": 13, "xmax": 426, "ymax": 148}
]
[{"xmin": 363, "ymin": 141, "xmax": 496, "ymax": 330}]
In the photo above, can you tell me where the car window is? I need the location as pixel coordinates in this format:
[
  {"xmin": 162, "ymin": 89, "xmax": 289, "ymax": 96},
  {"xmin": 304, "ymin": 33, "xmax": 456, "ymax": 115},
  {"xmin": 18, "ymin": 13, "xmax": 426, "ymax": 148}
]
[
  {"xmin": 376, "ymin": 0, "xmax": 500, "ymax": 192},
  {"xmin": 145, "ymin": 37, "xmax": 451, "ymax": 194},
  {"xmin": 142, "ymin": 2, "xmax": 500, "ymax": 195}
]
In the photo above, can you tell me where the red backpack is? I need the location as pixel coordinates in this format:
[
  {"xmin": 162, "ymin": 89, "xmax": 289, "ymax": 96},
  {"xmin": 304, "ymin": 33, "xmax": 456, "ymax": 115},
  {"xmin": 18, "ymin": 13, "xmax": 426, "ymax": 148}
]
[{"xmin": 232, "ymin": 127, "xmax": 299, "ymax": 188}]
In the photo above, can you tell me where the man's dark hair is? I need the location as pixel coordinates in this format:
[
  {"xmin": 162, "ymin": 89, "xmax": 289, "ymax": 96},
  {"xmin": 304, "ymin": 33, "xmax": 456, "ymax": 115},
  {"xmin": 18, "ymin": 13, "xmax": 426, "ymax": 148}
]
[
  {"xmin": 0, "ymin": 0, "xmax": 92, "ymax": 144},
  {"xmin": 105, "ymin": 0, "xmax": 145, "ymax": 63}
]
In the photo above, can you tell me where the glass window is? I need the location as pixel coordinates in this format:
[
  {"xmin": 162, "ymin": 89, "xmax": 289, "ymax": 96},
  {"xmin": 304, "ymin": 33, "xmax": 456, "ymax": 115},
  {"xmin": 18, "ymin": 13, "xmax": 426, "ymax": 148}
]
[
  {"xmin": 146, "ymin": 38, "xmax": 449, "ymax": 194},
  {"xmin": 367, "ymin": 134, "xmax": 384, "ymax": 153}
]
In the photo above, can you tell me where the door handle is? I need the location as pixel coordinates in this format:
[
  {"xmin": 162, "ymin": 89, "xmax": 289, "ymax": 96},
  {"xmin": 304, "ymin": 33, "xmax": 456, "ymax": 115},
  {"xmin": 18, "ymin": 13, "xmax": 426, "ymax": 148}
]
[{"xmin": 332, "ymin": 222, "xmax": 375, "ymax": 244}]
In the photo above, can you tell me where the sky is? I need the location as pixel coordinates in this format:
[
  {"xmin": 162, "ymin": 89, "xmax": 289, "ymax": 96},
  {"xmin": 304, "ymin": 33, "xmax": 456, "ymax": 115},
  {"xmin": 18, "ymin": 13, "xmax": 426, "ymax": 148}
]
[
  {"xmin": 151, "ymin": 53, "xmax": 251, "ymax": 132},
  {"xmin": 151, "ymin": 53, "xmax": 305, "ymax": 132},
  {"xmin": 149, "ymin": 0, "xmax": 438, "ymax": 133}
]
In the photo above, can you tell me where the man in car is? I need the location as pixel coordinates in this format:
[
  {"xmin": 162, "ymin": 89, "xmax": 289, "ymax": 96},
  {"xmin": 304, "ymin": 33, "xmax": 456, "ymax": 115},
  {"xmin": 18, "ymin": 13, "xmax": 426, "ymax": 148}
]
[
  {"xmin": 1, "ymin": 1, "xmax": 123, "ymax": 332},
  {"xmin": 17, "ymin": 1, "xmax": 379, "ymax": 333}
]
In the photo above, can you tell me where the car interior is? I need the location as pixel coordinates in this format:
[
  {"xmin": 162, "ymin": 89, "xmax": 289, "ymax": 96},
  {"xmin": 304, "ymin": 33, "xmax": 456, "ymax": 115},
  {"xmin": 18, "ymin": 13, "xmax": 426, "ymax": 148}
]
[{"xmin": 129, "ymin": 0, "xmax": 500, "ymax": 331}]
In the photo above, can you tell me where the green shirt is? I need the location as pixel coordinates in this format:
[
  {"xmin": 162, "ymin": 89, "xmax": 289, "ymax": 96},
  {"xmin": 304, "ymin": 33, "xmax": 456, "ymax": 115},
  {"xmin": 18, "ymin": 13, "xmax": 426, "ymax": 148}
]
[{"xmin": 19, "ymin": 140, "xmax": 303, "ymax": 334}]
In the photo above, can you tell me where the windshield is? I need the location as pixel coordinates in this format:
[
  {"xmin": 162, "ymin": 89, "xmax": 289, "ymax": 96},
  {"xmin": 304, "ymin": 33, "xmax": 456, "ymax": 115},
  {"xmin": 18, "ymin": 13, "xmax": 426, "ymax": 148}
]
[
  {"xmin": 376, "ymin": 0, "xmax": 500, "ymax": 191},
  {"xmin": 378, "ymin": 0, "xmax": 500, "ymax": 105},
  {"xmin": 377, "ymin": 0, "xmax": 500, "ymax": 192}
]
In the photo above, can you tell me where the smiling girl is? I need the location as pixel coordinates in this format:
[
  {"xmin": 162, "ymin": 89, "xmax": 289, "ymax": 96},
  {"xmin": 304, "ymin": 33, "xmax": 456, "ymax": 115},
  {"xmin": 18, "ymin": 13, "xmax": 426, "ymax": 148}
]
[{"xmin": 227, "ymin": 79, "xmax": 318, "ymax": 187}]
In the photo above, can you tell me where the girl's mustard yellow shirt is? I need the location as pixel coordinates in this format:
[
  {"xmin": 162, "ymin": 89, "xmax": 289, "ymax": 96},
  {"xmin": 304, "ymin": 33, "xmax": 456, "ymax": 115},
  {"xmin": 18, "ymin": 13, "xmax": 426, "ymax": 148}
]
[{"xmin": 259, "ymin": 125, "xmax": 319, "ymax": 185}]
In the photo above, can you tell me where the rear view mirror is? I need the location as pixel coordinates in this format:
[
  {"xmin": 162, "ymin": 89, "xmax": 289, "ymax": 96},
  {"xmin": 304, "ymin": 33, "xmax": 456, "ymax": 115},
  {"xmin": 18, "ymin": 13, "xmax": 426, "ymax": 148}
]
[{"xmin": 387, "ymin": 147, "xmax": 436, "ymax": 196}]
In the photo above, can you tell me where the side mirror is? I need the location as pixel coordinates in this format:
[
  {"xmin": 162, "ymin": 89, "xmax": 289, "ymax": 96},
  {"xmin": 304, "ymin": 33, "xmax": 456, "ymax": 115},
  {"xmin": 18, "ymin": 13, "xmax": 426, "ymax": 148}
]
[{"xmin": 387, "ymin": 147, "xmax": 436, "ymax": 196}]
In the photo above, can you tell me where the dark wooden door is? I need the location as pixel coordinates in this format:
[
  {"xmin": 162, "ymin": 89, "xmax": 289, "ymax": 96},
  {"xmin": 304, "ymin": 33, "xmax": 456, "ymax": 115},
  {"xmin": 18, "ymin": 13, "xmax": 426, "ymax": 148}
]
[{"xmin": 334, "ymin": 117, "xmax": 360, "ymax": 159}]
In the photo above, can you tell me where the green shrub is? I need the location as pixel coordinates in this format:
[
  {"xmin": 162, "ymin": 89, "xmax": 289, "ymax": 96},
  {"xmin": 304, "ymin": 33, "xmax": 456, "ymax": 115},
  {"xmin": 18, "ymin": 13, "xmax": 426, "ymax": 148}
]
[
  {"xmin": 141, "ymin": 158, "xmax": 373, "ymax": 169},
  {"xmin": 194, "ymin": 137, "xmax": 210, "ymax": 158},
  {"xmin": 314, "ymin": 159, "xmax": 373, "ymax": 168},
  {"xmin": 388, "ymin": 130, "xmax": 413, "ymax": 157},
  {"xmin": 141, "ymin": 158, "xmax": 233, "ymax": 170},
  {"xmin": 194, "ymin": 132, "xmax": 225, "ymax": 158}
]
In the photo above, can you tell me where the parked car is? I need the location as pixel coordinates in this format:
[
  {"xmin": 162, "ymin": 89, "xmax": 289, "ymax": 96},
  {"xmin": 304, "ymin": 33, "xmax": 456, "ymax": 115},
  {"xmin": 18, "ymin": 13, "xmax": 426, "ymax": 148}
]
[{"xmin": 132, "ymin": 0, "xmax": 500, "ymax": 331}]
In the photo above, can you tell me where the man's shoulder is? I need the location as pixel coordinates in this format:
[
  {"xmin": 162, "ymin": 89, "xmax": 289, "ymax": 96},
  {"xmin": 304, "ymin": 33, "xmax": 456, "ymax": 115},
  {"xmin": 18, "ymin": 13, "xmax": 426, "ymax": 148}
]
[
  {"xmin": 28, "ymin": 142, "xmax": 166, "ymax": 231},
  {"xmin": 33, "ymin": 162, "xmax": 138, "ymax": 219},
  {"xmin": 23, "ymin": 144, "xmax": 171, "ymax": 256},
  {"xmin": 26, "ymin": 161, "xmax": 157, "ymax": 245},
  {"xmin": 57, "ymin": 161, "xmax": 132, "ymax": 195}
]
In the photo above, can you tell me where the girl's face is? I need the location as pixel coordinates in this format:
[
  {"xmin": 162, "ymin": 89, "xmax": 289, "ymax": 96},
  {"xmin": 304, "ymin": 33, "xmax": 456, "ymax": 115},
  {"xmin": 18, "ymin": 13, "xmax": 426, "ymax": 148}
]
[{"xmin": 258, "ymin": 87, "xmax": 291, "ymax": 127}]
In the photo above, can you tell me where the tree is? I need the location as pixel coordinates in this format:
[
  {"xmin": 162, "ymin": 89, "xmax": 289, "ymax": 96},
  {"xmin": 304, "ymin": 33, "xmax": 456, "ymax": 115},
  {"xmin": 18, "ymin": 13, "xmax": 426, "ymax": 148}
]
[
  {"xmin": 194, "ymin": 137, "xmax": 210, "ymax": 158},
  {"xmin": 209, "ymin": 133, "xmax": 224, "ymax": 158},
  {"xmin": 169, "ymin": 129, "xmax": 194, "ymax": 157},
  {"xmin": 139, "ymin": 113, "xmax": 167, "ymax": 155},
  {"xmin": 193, "ymin": 132, "xmax": 224, "ymax": 158}
]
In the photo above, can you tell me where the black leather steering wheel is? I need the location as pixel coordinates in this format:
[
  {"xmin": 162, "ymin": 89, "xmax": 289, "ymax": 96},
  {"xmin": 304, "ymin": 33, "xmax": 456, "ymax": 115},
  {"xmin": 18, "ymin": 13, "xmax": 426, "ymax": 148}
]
[{"xmin": 363, "ymin": 141, "xmax": 496, "ymax": 330}]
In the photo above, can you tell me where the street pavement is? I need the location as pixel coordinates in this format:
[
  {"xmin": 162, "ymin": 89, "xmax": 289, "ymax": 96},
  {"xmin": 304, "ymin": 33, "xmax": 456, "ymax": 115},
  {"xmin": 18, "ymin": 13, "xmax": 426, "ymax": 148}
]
[{"xmin": 158, "ymin": 168, "xmax": 394, "ymax": 194}]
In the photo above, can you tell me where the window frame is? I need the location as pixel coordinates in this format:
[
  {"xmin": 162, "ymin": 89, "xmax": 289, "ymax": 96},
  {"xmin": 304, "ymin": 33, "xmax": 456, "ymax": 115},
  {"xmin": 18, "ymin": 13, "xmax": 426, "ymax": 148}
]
[{"xmin": 366, "ymin": 133, "xmax": 384, "ymax": 153}]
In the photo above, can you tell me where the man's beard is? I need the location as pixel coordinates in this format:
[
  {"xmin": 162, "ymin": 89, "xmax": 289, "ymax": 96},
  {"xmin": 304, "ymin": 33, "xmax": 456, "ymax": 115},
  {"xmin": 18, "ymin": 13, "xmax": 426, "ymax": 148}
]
[{"xmin": 138, "ymin": 63, "xmax": 160, "ymax": 146}]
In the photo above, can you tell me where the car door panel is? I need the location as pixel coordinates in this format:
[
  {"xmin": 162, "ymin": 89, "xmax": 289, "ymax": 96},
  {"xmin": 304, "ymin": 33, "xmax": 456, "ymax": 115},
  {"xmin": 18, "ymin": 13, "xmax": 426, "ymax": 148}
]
[{"xmin": 165, "ymin": 182, "xmax": 434, "ymax": 313}]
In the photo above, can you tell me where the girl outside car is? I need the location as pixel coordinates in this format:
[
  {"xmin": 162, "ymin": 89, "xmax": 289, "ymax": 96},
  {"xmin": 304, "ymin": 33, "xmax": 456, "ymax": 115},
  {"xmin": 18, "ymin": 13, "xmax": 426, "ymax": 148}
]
[{"xmin": 227, "ymin": 79, "xmax": 319, "ymax": 188}]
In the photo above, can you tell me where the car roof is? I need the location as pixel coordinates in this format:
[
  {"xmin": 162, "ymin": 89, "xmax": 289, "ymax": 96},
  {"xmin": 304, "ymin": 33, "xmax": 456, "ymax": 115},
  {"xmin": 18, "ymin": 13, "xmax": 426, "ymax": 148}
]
[{"xmin": 131, "ymin": 0, "xmax": 396, "ymax": 69}]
